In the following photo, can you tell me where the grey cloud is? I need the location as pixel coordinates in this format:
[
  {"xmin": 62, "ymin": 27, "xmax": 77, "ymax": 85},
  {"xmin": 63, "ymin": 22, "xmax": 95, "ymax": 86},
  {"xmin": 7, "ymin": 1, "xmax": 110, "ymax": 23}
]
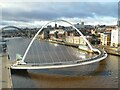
[{"xmin": 2, "ymin": 2, "xmax": 118, "ymax": 22}]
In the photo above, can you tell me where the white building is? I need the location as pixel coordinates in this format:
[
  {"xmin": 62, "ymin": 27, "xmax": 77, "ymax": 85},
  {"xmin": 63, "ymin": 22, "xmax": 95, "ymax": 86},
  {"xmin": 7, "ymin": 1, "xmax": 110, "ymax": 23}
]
[
  {"xmin": 65, "ymin": 36, "xmax": 92, "ymax": 45},
  {"xmin": 111, "ymin": 28, "xmax": 120, "ymax": 47},
  {"xmin": 100, "ymin": 32, "xmax": 111, "ymax": 46}
]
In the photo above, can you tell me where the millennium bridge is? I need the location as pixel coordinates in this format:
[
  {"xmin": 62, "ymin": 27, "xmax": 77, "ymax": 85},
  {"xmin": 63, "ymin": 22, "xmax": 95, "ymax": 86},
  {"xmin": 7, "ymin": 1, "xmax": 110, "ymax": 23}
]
[{"xmin": 1, "ymin": 20, "xmax": 107, "ymax": 70}]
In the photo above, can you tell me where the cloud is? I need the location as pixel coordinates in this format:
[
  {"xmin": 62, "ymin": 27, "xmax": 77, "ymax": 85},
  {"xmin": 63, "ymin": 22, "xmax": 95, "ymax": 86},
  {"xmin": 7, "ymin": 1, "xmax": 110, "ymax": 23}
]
[
  {"xmin": 1, "ymin": 2, "xmax": 118, "ymax": 27},
  {"xmin": 0, "ymin": 0, "xmax": 119, "ymax": 2}
]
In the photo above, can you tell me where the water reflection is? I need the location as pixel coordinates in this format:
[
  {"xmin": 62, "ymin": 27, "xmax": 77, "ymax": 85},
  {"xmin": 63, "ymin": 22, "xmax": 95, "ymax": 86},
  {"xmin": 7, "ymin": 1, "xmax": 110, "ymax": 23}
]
[
  {"xmin": 11, "ymin": 60, "xmax": 108, "ymax": 88},
  {"xmin": 11, "ymin": 55, "xmax": 119, "ymax": 88}
]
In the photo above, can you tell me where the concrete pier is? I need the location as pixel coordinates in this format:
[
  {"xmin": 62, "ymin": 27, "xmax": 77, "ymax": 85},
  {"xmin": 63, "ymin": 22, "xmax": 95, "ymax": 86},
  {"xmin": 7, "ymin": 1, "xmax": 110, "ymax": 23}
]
[{"xmin": 1, "ymin": 55, "xmax": 13, "ymax": 89}]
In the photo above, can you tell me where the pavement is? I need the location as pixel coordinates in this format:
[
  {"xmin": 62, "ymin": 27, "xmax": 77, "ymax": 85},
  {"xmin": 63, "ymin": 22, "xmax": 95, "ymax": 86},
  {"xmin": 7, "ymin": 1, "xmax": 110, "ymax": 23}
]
[
  {"xmin": 0, "ymin": 55, "xmax": 13, "ymax": 89},
  {"xmin": 0, "ymin": 56, "xmax": 2, "ymax": 90}
]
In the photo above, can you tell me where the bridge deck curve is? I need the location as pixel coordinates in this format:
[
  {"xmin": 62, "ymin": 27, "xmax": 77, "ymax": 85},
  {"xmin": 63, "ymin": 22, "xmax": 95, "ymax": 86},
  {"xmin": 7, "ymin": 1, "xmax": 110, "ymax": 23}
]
[{"xmin": 11, "ymin": 49, "xmax": 107, "ymax": 69}]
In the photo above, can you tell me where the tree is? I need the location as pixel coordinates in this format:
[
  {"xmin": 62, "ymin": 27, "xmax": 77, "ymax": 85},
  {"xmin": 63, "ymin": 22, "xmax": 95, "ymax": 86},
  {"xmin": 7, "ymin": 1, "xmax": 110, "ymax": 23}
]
[{"xmin": 54, "ymin": 31, "xmax": 58, "ymax": 38}]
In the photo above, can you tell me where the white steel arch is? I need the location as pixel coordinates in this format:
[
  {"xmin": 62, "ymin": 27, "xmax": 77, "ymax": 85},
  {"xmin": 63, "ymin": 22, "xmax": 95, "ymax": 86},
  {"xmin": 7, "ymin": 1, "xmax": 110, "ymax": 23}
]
[{"xmin": 20, "ymin": 20, "xmax": 94, "ymax": 64}]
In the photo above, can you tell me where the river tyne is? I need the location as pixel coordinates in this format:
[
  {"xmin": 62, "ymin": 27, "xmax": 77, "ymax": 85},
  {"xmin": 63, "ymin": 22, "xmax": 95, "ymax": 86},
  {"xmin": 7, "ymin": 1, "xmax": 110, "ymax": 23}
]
[{"xmin": 7, "ymin": 37, "xmax": 119, "ymax": 88}]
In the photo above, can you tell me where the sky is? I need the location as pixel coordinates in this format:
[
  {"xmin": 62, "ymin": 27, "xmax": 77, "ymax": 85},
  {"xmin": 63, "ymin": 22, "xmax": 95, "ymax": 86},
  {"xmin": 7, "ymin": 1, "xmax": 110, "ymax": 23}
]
[{"xmin": 0, "ymin": 1, "xmax": 119, "ymax": 28}]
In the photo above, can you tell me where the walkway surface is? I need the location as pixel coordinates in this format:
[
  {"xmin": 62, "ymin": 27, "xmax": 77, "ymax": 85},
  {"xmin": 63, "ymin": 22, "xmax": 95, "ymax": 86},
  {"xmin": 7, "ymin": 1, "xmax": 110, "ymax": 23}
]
[{"xmin": 0, "ymin": 55, "xmax": 13, "ymax": 89}]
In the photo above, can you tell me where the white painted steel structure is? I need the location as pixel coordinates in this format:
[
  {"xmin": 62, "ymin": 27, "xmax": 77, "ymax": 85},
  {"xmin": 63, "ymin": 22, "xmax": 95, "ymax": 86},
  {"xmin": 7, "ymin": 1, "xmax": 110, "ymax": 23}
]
[{"xmin": 10, "ymin": 20, "xmax": 107, "ymax": 69}]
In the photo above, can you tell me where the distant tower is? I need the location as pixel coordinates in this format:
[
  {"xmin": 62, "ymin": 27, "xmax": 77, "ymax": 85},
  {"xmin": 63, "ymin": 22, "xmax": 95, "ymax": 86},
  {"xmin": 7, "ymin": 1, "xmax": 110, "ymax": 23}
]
[
  {"xmin": 80, "ymin": 20, "xmax": 84, "ymax": 25},
  {"xmin": 81, "ymin": 22, "xmax": 84, "ymax": 25},
  {"xmin": 55, "ymin": 23, "xmax": 57, "ymax": 29},
  {"xmin": 117, "ymin": 20, "xmax": 120, "ymax": 27}
]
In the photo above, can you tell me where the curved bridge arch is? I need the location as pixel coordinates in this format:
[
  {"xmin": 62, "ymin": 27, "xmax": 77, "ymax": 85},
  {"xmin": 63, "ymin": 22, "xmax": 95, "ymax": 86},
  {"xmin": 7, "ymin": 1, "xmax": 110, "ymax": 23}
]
[
  {"xmin": 21, "ymin": 19, "xmax": 95, "ymax": 64},
  {"xmin": 1, "ymin": 26, "xmax": 24, "ymax": 33}
]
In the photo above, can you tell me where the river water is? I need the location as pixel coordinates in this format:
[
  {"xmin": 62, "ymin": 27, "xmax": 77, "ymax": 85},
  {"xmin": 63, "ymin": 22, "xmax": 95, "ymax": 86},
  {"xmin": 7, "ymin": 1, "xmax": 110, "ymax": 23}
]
[{"xmin": 6, "ymin": 37, "xmax": 119, "ymax": 88}]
